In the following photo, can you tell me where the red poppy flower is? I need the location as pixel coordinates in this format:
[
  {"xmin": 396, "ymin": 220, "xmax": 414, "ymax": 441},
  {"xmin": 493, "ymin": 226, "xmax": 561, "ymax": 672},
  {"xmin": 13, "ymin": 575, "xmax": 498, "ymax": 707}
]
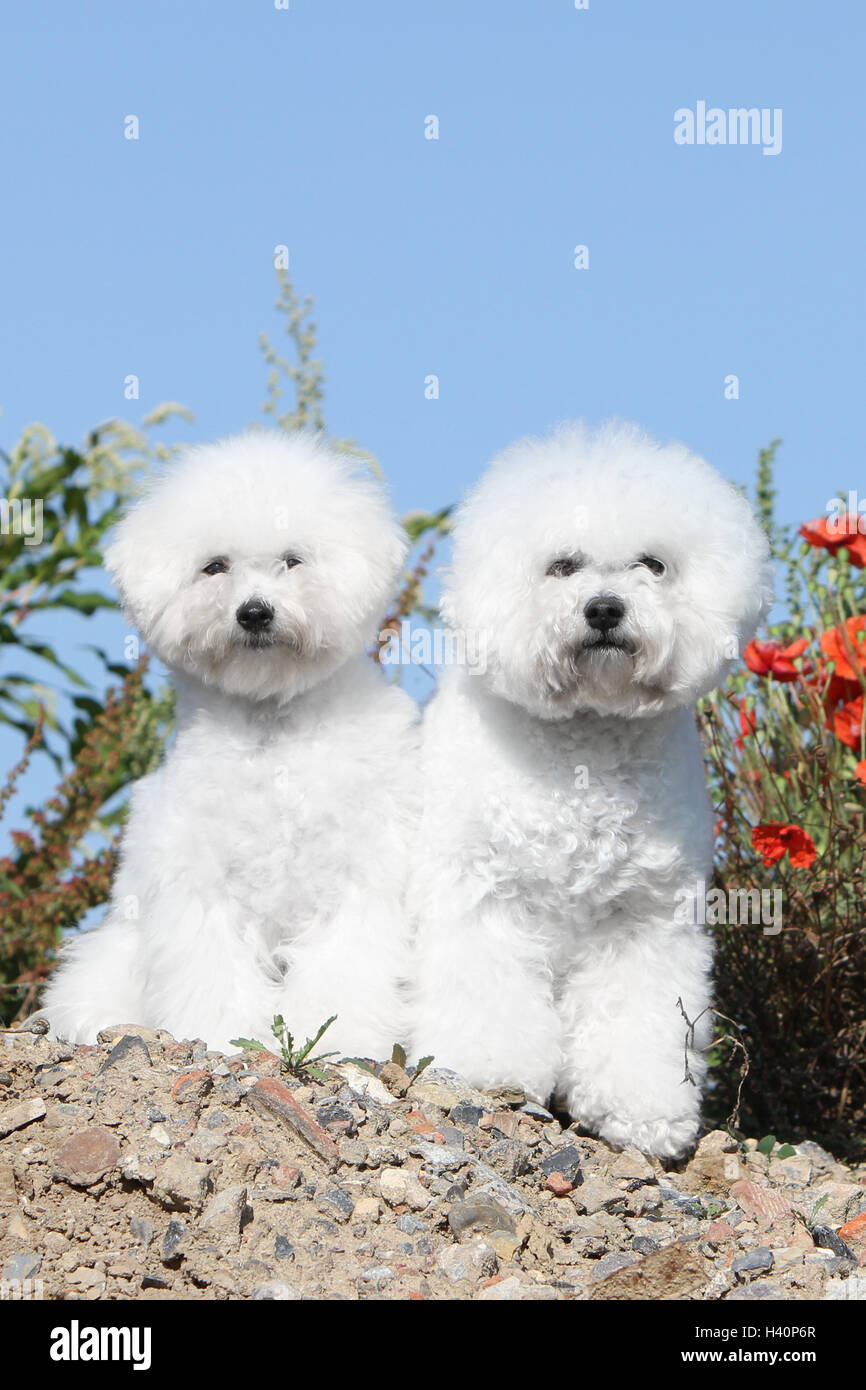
[
  {"xmin": 751, "ymin": 822, "xmax": 817, "ymax": 869},
  {"xmin": 855, "ymin": 761, "xmax": 866, "ymax": 786},
  {"xmin": 744, "ymin": 637, "xmax": 811, "ymax": 682},
  {"xmin": 832, "ymin": 695, "xmax": 865, "ymax": 750},
  {"xmin": 800, "ymin": 514, "xmax": 866, "ymax": 568},
  {"xmin": 819, "ymin": 616, "xmax": 866, "ymax": 682}
]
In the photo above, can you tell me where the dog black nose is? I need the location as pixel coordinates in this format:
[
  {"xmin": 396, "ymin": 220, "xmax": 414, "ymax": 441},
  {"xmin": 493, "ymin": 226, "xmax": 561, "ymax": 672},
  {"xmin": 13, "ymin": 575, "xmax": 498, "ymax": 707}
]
[
  {"xmin": 236, "ymin": 598, "xmax": 275, "ymax": 632},
  {"xmin": 584, "ymin": 596, "xmax": 625, "ymax": 632}
]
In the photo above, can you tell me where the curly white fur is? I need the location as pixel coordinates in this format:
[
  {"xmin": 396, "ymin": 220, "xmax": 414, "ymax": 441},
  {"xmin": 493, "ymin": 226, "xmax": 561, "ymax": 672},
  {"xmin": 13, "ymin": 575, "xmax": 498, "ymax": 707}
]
[
  {"xmin": 42, "ymin": 430, "xmax": 418, "ymax": 1057},
  {"xmin": 410, "ymin": 421, "xmax": 773, "ymax": 1157}
]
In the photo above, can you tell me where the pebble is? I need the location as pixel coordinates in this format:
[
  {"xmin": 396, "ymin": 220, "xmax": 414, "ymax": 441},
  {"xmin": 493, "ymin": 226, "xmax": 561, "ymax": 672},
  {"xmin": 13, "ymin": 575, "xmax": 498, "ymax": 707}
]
[
  {"xmin": 540, "ymin": 1145, "xmax": 583, "ymax": 1185},
  {"xmin": 379, "ymin": 1167, "xmax": 431, "ymax": 1210},
  {"xmin": 0, "ymin": 1097, "xmax": 46, "ymax": 1139},
  {"xmin": 437, "ymin": 1241, "xmax": 498, "ymax": 1283},
  {"xmin": 320, "ymin": 1187, "xmax": 355, "ymax": 1222},
  {"xmin": 732, "ymin": 1246, "xmax": 775, "ymax": 1275},
  {"xmin": 275, "ymin": 1236, "xmax": 294, "ymax": 1260},
  {"xmin": 53, "ymin": 1125, "xmax": 121, "ymax": 1187},
  {"xmin": 811, "ymin": 1225, "xmax": 858, "ymax": 1261},
  {"xmin": 161, "ymin": 1219, "xmax": 186, "ymax": 1265},
  {"xmin": 130, "ymin": 1217, "xmax": 154, "ymax": 1247},
  {"xmin": 99, "ymin": 1034, "xmax": 153, "ymax": 1074},
  {"xmin": 154, "ymin": 1155, "xmax": 210, "ymax": 1211},
  {"xmin": 2, "ymin": 1251, "xmax": 41, "ymax": 1280}
]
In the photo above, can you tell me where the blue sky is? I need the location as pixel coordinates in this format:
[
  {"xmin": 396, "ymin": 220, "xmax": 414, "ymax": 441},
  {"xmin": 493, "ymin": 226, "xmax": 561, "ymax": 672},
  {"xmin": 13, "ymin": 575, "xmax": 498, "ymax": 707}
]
[{"xmin": 2, "ymin": 0, "xmax": 864, "ymax": 829}]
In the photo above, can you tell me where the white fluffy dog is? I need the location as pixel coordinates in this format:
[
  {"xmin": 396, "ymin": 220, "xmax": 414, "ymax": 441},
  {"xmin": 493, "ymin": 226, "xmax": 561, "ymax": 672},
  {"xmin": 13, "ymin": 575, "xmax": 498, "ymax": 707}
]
[
  {"xmin": 42, "ymin": 430, "xmax": 417, "ymax": 1057},
  {"xmin": 411, "ymin": 422, "xmax": 773, "ymax": 1157}
]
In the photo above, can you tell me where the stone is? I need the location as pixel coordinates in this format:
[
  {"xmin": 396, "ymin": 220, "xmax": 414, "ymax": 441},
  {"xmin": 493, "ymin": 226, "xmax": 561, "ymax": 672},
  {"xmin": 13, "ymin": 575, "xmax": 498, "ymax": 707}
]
[
  {"xmin": 824, "ymin": 1275, "xmax": 866, "ymax": 1300},
  {"xmin": 2, "ymin": 1251, "xmax": 41, "ymax": 1281},
  {"xmin": 477, "ymin": 1275, "xmax": 525, "ymax": 1300},
  {"xmin": 161, "ymin": 1219, "xmax": 186, "ymax": 1265},
  {"xmin": 732, "ymin": 1246, "xmax": 775, "ymax": 1275},
  {"xmin": 336, "ymin": 1064, "xmax": 400, "ymax": 1107},
  {"xmin": 121, "ymin": 1152, "xmax": 158, "ymax": 1184},
  {"xmin": 0, "ymin": 1097, "xmax": 46, "ymax": 1139},
  {"xmin": 98, "ymin": 1034, "xmax": 153, "ymax": 1074},
  {"xmin": 200, "ymin": 1184, "xmax": 248, "ymax": 1240},
  {"xmin": 807, "ymin": 1181, "xmax": 866, "ymax": 1225},
  {"xmin": 67, "ymin": 1266, "xmax": 107, "ymax": 1291},
  {"xmin": 608, "ymin": 1147, "xmax": 656, "ymax": 1182},
  {"xmin": 359, "ymin": 1266, "xmax": 395, "ymax": 1285},
  {"xmin": 633, "ymin": 1235, "xmax": 660, "ymax": 1255},
  {"xmin": 378, "ymin": 1062, "xmax": 411, "ymax": 1096},
  {"xmin": 811, "ymin": 1225, "xmax": 858, "ymax": 1262},
  {"xmin": 545, "ymin": 1173, "xmax": 574, "ymax": 1196},
  {"xmin": 768, "ymin": 1155, "xmax": 813, "ymax": 1186},
  {"xmin": 838, "ymin": 1210, "xmax": 866, "ymax": 1243},
  {"xmin": 337, "ymin": 1138, "xmax": 368, "ymax": 1167},
  {"xmin": 319, "ymin": 1187, "xmax": 354, "ymax": 1222},
  {"xmin": 482, "ymin": 1085, "xmax": 525, "ymax": 1107},
  {"xmin": 96, "ymin": 1024, "xmax": 165, "ymax": 1045},
  {"xmin": 409, "ymin": 1079, "xmax": 461, "ymax": 1109},
  {"xmin": 703, "ymin": 1220, "xmax": 736, "ymax": 1244},
  {"xmin": 591, "ymin": 1252, "xmax": 638, "ymax": 1280},
  {"xmin": 519, "ymin": 1101, "xmax": 555, "ymax": 1121},
  {"xmin": 53, "ymin": 1125, "xmax": 121, "ymax": 1187},
  {"xmin": 437, "ymin": 1240, "xmax": 498, "ymax": 1283},
  {"xmin": 448, "ymin": 1196, "xmax": 517, "ymax": 1241},
  {"xmin": 571, "ymin": 1179, "xmax": 621, "ymax": 1215},
  {"xmin": 246, "ymin": 1076, "xmax": 340, "ymax": 1169},
  {"xmin": 352, "ymin": 1196, "xmax": 382, "ymax": 1222},
  {"xmin": 486, "ymin": 1229, "xmax": 523, "ymax": 1261},
  {"xmin": 379, "ymin": 1167, "xmax": 431, "ymax": 1210},
  {"xmin": 590, "ymin": 1242, "xmax": 711, "ymax": 1301},
  {"xmin": 154, "ymin": 1155, "xmax": 210, "ymax": 1211},
  {"xmin": 130, "ymin": 1216, "xmax": 154, "ymax": 1247},
  {"xmin": 275, "ymin": 1235, "xmax": 294, "ymax": 1260},
  {"xmin": 450, "ymin": 1102, "xmax": 485, "ymax": 1127},
  {"xmin": 252, "ymin": 1281, "xmax": 298, "ymax": 1300},
  {"xmin": 170, "ymin": 1069, "xmax": 213, "ymax": 1104},
  {"xmin": 540, "ymin": 1144, "xmax": 583, "ymax": 1185},
  {"xmin": 396, "ymin": 1212, "xmax": 424, "ymax": 1234},
  {"xmin": 316, "ymin": 1100, "xmax": 356, "ymax": 1135},
  {"xmin": 729, "ymin": 1179, "xmax": 793, "ymax": 1225}
]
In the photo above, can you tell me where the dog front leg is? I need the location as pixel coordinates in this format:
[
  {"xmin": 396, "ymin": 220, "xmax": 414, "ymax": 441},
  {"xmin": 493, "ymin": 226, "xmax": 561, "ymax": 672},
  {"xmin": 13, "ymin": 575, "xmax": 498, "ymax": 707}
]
[
  {"xmin": 412, "ymin": 894, "xmax": 562, "ymax": 1103},
  {"xmin": 555, "ymin": 916, "xmax": 713, "ymax": 1158}
]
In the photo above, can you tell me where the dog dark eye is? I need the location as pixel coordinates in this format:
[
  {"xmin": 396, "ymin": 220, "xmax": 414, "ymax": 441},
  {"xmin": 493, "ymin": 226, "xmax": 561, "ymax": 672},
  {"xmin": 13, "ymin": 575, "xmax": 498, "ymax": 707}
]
[
  {"xmin": 282, "ymin": 555, "xmax": 302, "ymax": 570},
  {"xmin": 202, "ymin": 557, "xmax": 229, "ymax": 576},
  {"xmin": 547, "ymin": 556, "xmax": 583, "ymax": 578},
  {"xmin": 634, "ymin": 555, "xmax": 666, "ymax": 576}
]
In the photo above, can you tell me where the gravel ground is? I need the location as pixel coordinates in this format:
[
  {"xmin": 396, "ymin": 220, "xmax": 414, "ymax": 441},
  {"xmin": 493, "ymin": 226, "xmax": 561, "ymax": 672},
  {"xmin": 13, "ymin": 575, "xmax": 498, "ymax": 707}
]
[{"xmin": 1, "ymin": 1024, "xmax": 865, "ymax": 1302}]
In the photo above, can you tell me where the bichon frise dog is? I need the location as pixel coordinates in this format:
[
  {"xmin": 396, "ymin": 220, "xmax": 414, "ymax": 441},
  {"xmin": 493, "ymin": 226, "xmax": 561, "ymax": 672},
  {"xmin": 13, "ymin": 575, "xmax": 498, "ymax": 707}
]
[
  {"xmin": 42, "ymin": 430, "xmax": 417, "ymax": 1057},
  {"xmin": 411, "ymin": 421, "xmax": 773, "ymax": 1157}
]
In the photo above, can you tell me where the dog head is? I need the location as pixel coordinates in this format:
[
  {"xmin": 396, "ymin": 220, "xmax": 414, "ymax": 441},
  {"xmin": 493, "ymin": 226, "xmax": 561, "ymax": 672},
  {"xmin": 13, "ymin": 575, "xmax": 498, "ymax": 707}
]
[
  {"xmin": 443, "ymin": 421, "xmax": 774, "ymax": 718},
  {"xmin": 105, "ymin": 430, "xmax": 406, "ymax": 702}
]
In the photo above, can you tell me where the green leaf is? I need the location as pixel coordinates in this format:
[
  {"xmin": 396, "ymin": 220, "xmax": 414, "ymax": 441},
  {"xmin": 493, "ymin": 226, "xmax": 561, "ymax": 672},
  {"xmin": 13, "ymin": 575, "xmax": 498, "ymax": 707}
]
[
  {"xmin": 756, "ymin": 1134, "xmax": 776, "ymax": 1155},
  {"xmin": 229, "ymin": 1037, "xmax": 265, "ymax": 1052},
  {"xmin": 776, "ymin": 1144, "xmax": 796, "ymax": 1159},
  {"xmin": 391, "ymin": 1042, "xmax": 407, "ymax": 1068},
  {"xmin": 412, "ymin": 1055, "xmax": 435, "ymax": 1082}
]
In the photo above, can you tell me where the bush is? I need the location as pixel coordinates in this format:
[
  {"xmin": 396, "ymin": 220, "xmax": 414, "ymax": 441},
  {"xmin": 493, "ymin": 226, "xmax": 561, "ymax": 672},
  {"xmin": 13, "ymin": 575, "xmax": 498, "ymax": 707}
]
[{"xmin": 701, "ymin": 444, "xmax": 866, "ymax": 1157}]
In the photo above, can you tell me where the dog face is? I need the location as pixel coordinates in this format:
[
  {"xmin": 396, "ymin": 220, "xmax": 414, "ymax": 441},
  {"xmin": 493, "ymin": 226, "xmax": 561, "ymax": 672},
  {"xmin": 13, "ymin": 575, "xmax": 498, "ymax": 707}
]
[
  {"xmin": 444, "ymin": 422, "xmax": 774, "ymax": 718},
  {"xmin": 105, "ymin": 431, "xmax": 406, "ymax": 702}
]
